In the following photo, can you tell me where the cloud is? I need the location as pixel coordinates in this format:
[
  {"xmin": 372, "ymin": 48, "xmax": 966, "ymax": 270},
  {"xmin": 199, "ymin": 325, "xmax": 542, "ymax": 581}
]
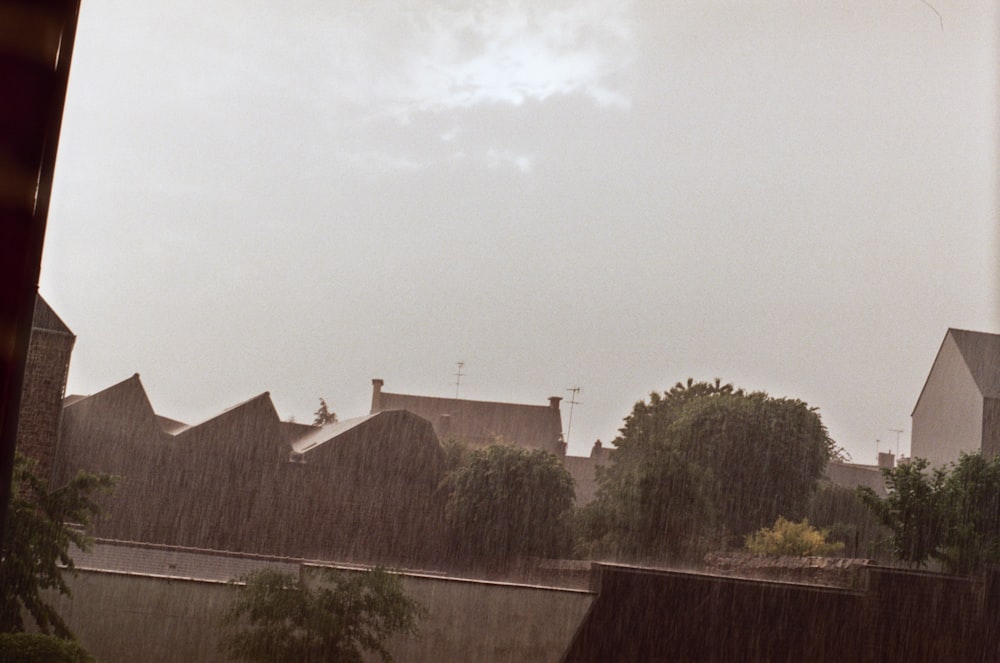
[
  {"xmin": 326, "ymin": 1, "xmax": 635, "ymax": 122},
  {"xmin": 485, "ymin": 148, "xmax": 534, "ymax": 173}
]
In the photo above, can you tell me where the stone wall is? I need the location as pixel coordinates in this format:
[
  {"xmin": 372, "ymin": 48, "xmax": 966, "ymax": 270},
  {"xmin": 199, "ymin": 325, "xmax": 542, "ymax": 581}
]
[{"xmin": 703, "ymin": 552, "xmax": 872, "ymax": 589}]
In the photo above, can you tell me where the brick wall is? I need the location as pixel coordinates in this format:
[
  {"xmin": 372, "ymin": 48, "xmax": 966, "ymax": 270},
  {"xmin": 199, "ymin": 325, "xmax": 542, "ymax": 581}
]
[{"xmin": 16, "ymin": 326, "xmax": 74, "ymax": 482}]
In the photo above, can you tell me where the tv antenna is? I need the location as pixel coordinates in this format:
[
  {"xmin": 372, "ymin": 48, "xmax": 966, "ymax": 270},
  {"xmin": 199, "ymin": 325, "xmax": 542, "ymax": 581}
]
[
  {"xmin": 889, "ymin": 428, "xmax": 905, "ymax": 457},
  {"xmin": 565, "ymin": 387, "xmax": 582, "ymax": 447},
  {"xmin": 454, "ymin": 361, "xmax": 465, "ymax": 398}
]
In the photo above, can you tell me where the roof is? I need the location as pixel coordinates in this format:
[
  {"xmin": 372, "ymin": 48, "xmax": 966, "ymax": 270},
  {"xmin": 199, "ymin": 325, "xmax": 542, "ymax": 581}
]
[
  {"xmin": 373, "ymin": 387, "xmax": 563, "ymax": 454},
  {"xmin": 63, "ymin": 373, "xmax": 162, "ymax": 434},
  {"xmin": 290, "ymin": 413, "xmax": 379, "ymax": 454},
  {"xmin": 912, "ymin": 328, "xmax": 1000, "ymax": 416},
  {"xmin": 32, "ymin": 294, "xmax": 73, "ymax": 335},
  {"xmin": 948, "ymin": 328, "xmax": 1000, "ymax": 400}
]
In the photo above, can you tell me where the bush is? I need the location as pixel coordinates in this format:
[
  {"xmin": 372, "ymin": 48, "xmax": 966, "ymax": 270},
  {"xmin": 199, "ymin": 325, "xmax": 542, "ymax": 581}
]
[
  {"xmin": 0, "ymin": 633, "xmax": 95, "ymax": 663},
  {"xmin": 220, "ymin": 566, "xmax": 424, "ymax": 663},
  {"xmin": 745, "ymin": 516, "xmax": 845, "ymax": 557}
]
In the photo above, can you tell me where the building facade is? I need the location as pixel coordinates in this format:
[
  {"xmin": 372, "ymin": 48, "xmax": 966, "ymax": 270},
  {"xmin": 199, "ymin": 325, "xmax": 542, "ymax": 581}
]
[
  {"xmin": 370, "ymin": 378, "xmax": 566, "ymax": 456},
  {"xmin": 911, "ymin": 328, "xmax": 1000, "ymax": 467}
]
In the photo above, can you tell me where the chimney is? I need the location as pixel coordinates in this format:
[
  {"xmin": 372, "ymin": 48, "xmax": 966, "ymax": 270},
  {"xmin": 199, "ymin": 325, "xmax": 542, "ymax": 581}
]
[
  {"xmin": 548, "ymin": 396, "xmax": 562, "ymax": 410},
  {"xmin": 878, "ymin": 451, "xmax": 895, "ymax": 469},
  {"xmin": 371, "ymin": 379, "xmax": 384, "ymax": 414}
]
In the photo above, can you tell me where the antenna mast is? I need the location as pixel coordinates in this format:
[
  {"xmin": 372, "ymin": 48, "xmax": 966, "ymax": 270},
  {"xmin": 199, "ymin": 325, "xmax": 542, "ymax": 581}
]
[
  {"xmin": 454, "ymin": 361, "xmax": 465, "ymax": 398},
  {"xmin": 889, "ymin": 428, "xmax": 905, "ymax": 457},
  {"xmin": 565, "ymin": 387, "xmax": 581, "ymax": 447}
]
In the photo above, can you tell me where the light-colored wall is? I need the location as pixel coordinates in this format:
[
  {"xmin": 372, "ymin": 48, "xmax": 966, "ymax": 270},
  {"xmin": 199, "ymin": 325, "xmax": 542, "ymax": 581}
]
[
  {"xmin": 50, "ymin": 571, "xmax": 230, "ymax": 662},
  {"xmin": 824, "ymin": 461, "xmax": 887, "ymax": 497},
  {"xmin": 336, "ymin": 569, "xmax": 593, "ymax": 663},
  {"xmin": 47, "ymin": 566, "xmax": 593, "ymax": 663},
  {"xmin": 911, "ymin": 333, "xmax": 984, "ymax": 467}
]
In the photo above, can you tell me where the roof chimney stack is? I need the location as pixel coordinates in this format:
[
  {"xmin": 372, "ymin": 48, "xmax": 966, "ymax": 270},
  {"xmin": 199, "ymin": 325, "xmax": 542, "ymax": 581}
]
[
  {"xmin": 548, "ymin": 396, "xmax": 562, "ymax": 410},
  {"xmin": 371, "ymin": 379, "xmax": 384, "ymax": 414}
]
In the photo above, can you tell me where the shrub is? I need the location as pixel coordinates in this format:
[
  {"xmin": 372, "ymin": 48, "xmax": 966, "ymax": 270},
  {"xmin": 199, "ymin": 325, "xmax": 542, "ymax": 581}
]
[{"xmin": 745, "ymin": 516, "xmax": 845, "ymax": 557}]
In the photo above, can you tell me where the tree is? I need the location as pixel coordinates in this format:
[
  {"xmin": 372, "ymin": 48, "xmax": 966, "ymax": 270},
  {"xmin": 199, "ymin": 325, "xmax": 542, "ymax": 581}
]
[
  {"xmin": 859, "ymin": 452, "xmax": 1000, "ymax": 574},
  {"xmin": 937, "ymin": 452, "xmax": 1000, "ymax": 574},
  {"xmin": 745, "ymin": 516, "xmax": 844, "ymax": 557},
  {"xmin": 219, "ymin": 566, "xmax": 424, "ymax": 663},
  {"xmin": 0, "ymin": 632, "xmax": 95, "ymax": 662},
  {"xmin": 584, "ymin": 379, "xmax": 836, "ymax": 561},
  {"xmin": 312, "ymin": 398, "xmax": 337, "ymax": 426},
  {"xmin": 0, "ymin": 453, "xmax": 114, "ymax": 637},
  {"xmin": 446, "ymin": 444, "xmax": 575, "ymax": 561},
  {"xmin": 858, "ymin": 458, "xmax": 946, "ymax": 568}
]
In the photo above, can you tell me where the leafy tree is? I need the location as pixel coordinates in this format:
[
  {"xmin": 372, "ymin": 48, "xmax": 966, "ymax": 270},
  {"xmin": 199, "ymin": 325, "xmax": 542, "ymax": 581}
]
[
  {"xmin": 447, "ymin": 444, "xmax": 575, "ymax": 561},
  {"xmin": 857, "ymin": 458, "xmax": 947, "ymax": 568},
  {"xmin": 745, "ymin": 516, "xmax": 844, "ymax": 557},
  {"xmin": 937, "ymin": 452, "xmax": 1000, "ymax": 574},
  {"xmin": 584, "ymin": 379, "xmax": 835, "ymax": 561},
  {"xmin": 0, "ymin": 632, "xmax": 95, "ymax": 662},
  {"xmin": 312, "ymin": 398, "xmax": 337, "ymax": 426},
  {"xmin": 220, "ymin": 566, "xmax": 424, "ymax": 663},
  {"xmin": 0, "ymin": 453, "xmax": 114, "ymax": 637},
  {"xmin": 860, "ymin": 453, "xmax": 1000, "ymax": 574}
]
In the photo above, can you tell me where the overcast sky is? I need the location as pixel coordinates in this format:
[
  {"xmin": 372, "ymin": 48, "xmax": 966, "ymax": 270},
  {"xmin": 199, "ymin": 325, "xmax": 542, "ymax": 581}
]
[{"xmin": 42, "ymin": 0, "xmax": 997, "ymax": 461}]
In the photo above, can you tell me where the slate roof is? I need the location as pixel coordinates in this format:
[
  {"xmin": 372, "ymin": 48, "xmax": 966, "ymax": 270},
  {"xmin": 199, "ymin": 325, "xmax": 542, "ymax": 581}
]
[
  {"xmin": 372, "ymin": 382, "xmax": 564, "ymax": 455},
  {"xmin": 948, "ymin": 328, "xmax": 1000, "ymax": 400}
]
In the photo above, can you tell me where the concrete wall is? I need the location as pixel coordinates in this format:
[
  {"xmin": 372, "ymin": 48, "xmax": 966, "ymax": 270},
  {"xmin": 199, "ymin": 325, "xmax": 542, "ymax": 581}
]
[
  {"xmin": 48, "ymin": 566, "xmax": 593, "ymax": 663},
  {"xmin": 911, "ymin": 333, "xmax": 983, "ymax": 467},
  {"xmin": 824, "ymin": 461, "xmax": 887, "ymax": 497},
  {"xmin": 49, "ymin": 572, "xmax": 230, "ymax": 663}
]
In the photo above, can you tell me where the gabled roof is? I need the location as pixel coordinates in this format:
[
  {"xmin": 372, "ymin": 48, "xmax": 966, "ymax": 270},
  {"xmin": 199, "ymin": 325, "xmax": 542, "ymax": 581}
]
[
  {"xmin": 32, "ymin": 294, "xmax": 73, "ymax": 335},
  {"xmin": 64, "ymin": 373, "xmax": 161, "ymax": 434},
  {"xmin": 173, "ymin": 392, "xmax": 281, "ymax": 455},
  {"xmin": 374, "ymin": 387, "xmax": 563, "ymax": 453},
  {"xmin": 948, "ymin": 328, "xmax": 1000, "ymax": 400}
]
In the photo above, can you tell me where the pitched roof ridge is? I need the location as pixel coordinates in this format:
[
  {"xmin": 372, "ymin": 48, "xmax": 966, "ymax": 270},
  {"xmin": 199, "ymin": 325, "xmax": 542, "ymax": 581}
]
[
  {"xmin": 290, "ymin": 412, "xmax": 382, "ymax": 454},
  {"xmin": 176, "ymin": 392, "xmax": 278, "ymax": 433},
  {"xmin": 381, "ymin": 391, "xmax": 553, "ymax": 410},
  {"xmin": 65, "ymin": 373, "xmax": 147, "ymax": 407}
]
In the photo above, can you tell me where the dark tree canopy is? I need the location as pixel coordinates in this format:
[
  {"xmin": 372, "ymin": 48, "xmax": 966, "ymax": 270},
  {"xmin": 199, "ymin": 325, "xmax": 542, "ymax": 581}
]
[
  {"xmin": 220, "ymin": 567, "xmax": 424, "ymax": 663},
  {"xmin": 447, "ymin": 444, "xmax": 575, "ymax": 561},
  {"xmin": 584, "ymin": 379, "xmax": 836, "ymax": 560},
  {"xmin": 0, "ymin": 454, "xmax": 114, "ymax": 638}
]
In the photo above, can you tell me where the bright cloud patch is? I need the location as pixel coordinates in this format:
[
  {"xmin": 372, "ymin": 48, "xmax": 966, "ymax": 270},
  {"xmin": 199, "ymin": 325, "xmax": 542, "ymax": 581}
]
[
  {"xmin": 485, "ymin": 148, "xmax": 534, "ymax": 173},
  {"xmin": 334, "ymin": 1, "xmax": 635, "ymax": 121}
]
